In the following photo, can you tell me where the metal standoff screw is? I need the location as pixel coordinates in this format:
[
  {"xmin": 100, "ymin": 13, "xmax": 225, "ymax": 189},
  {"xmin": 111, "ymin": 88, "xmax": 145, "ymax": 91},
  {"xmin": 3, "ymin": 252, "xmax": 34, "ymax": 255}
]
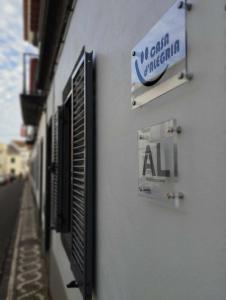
[
  {"xmin": 176, "ymin": 126, "xmax": 182, "ymax": 134},
  {"xmin": 140, "ymin": 135, "xmax": 149, "ymax": 140},
  {"xmin": 177, "ymin": 192, "xmax": 184, "ymax": 200},
  {"xmin": 132, "ymin": 51, "xmax": 136, "ymax": 56},
  {"xmin": 139, "ymin": 186, "xmax": 151, "ymax": 193},
  {"xmin": 178, "ymin": 72, "xmax": 184, "ymax": 80},
  {"xmin": 166, "ymin": 192, "xmax": 175, "ymax": 199},
  {"xmin": 179, "ymin": 72, "xmax": 193, "ymax": 81},
  {"xmin": 178, "ymin": 2, "xmax": 192, "ymax": 10},
  {"xmin": 185, "ymin": 73, "xmax": 193, "ymax": 81},
  {"xmin": 168, "ymin": 126, "xmax": 182, "ymax": 134},
  {"xmin": 167, "ymin": 127, "xmax": 174, "ymax": 133},
  {"xmin": 186, "ymin": 3, "xmax": 193, "ymax": 11},
  {"xmin": 174, "ymin": 193, "xmax": 184, "ymax": 208},
  {"xmin": 139, "ymin": 135, "xmax": 147, "ymax": 140},
  {"xmin": 177, "ymin": 1, "xmax": 184, "ymax": 9}
]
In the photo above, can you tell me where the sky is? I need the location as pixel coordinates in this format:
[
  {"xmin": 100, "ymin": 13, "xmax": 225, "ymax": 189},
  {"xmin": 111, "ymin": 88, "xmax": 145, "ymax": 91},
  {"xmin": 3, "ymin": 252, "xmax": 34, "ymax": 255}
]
[{"xmin": 0, "ymin": 0, "xmax": 38, "ymax": 144}]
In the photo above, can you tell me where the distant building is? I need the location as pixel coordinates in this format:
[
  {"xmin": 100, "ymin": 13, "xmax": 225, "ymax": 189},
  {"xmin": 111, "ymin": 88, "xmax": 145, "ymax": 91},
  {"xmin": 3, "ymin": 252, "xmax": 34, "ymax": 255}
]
[
  {"xmin": 0, "ymin": 143, "xmax": 7, "ymax": 176},
  {"xmin": 0, "ymin": 141, "xmax": 31, "ymax": 177},
  {"xmin": 6, "ymin": 144, "xmax": 22, "ymax": 176}
]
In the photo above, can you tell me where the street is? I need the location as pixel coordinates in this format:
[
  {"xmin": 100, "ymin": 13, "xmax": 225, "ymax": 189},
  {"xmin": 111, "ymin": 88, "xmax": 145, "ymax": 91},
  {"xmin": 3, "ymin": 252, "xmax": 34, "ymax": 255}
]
[{"xmin": 0, "ymin": 179, "xmax": 24, "ymax": 287}]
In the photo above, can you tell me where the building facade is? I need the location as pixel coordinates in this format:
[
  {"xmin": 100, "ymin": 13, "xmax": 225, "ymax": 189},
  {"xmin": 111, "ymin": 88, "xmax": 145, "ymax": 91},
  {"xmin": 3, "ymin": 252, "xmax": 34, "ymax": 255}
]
[
  {"xmin": 21, "ymin": 1, "xmax": 226, "ymax": 300},
  {"xmin": 0, "ymin": 141, "xmax": 30, "ymax": 177},
  {"xmin": 0, "ymin": 143, "xmax": 7, "ymax": 176}
]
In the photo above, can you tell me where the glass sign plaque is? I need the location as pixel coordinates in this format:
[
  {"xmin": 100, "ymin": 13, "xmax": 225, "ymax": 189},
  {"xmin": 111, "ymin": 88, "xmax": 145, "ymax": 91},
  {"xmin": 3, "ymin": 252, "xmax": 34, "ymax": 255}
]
[
  {"xmin": 138, "ymin": 119, "xmax": 182, "ymax": 208},
  {"xmin": 131, "ymin": 0, "xmax": 190, "ymax": 108}
]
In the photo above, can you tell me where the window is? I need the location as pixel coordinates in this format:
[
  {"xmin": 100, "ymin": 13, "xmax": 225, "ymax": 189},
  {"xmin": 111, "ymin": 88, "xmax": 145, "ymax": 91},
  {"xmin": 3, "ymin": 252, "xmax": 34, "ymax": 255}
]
[
  {"xmin": 70, "ymin": 50, "xmax": 95, "ymax": 299},
  {"xmin": 11, "ymin": 157, "xmax": 16, "ymax": 163},
  {"xmin": 50, "ymin": 49, "xmax": 95, "ymax": 300}
]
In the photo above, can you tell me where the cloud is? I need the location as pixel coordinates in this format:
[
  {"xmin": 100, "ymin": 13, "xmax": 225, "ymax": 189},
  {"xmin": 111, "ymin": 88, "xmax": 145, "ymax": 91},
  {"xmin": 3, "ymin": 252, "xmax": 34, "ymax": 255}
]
[
  {"xmin": 4, "ymin": 3, "xmax": 16, "ymax": 15},
  {"xmin": 0, "ymin": 0, "xmax": 38, "ymax": 143}
]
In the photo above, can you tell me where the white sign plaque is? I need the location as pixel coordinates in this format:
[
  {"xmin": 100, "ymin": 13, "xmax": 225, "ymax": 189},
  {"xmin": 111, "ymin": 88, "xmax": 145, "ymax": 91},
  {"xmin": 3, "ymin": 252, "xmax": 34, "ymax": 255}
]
[{"xmin": 131, "ymin": 0, "xmax": 189, "ymax": 108}]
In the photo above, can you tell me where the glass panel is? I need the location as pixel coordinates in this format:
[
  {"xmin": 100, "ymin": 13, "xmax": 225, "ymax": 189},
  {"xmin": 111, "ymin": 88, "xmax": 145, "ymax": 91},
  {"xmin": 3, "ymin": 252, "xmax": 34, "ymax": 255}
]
[
  {"xmin": 131, "ymin": 0, "xmax": 188, "ymax": 108},
  {"xmin": 138, "ymin": 119, "xmax": 181, "ymax": 208}
]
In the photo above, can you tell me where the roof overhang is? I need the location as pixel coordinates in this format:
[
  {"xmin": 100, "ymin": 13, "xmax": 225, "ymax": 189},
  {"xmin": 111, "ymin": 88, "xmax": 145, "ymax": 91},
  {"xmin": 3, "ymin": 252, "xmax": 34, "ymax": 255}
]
[
  {"xmin": 20, "ymin": 93, "xmax": 46, "ymax": 126},
  {"xmin": 37, "ymin": 0, "xmax": 75, "ymax": 91}
]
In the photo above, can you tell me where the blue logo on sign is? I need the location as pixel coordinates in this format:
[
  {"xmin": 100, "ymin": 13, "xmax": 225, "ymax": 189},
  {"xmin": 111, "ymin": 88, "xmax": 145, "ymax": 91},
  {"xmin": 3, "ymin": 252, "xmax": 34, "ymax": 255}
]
[{"xmin": 134, "ymin": 33, "xmax": 180, "ymax": 86}]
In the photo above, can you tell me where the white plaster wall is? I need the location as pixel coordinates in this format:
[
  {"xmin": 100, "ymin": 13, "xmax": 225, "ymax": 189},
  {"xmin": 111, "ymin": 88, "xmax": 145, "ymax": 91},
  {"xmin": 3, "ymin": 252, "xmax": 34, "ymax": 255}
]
[{"xmin": 47, "ymin": 0, "xmax": 226, "ymax": 299}]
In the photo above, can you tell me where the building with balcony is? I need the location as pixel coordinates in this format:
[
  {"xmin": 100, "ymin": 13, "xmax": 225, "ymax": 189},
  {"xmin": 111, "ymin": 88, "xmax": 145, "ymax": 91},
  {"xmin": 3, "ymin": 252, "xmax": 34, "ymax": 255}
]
[{"xmin": 20, "ymin": 1, "xmax": 226, "ymax": 300}]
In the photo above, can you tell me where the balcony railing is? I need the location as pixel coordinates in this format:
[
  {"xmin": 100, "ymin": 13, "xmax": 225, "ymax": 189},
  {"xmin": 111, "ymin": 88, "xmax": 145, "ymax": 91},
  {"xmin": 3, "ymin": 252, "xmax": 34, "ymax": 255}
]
[{"xmin": 20, "ymin": 53, "xmax": 46, "ymax": 127}]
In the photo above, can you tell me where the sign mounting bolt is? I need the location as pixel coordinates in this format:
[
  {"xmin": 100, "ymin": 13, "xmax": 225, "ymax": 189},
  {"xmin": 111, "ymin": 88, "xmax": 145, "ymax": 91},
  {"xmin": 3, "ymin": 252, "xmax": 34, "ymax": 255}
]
[
  {"xmin": 176, "ymin": 126, "xmax": 182, "ymax": 134},
  {"xmin": 166, "ymin": 192, "xmax": 175, "ymax": 199},
  {"xmin": 186, "ymin": 3, "xmax": 193, "ymax": 11},
  {"xmin": 178, "ymin": 2, "xmax": 192, "ymax": 10},
  {"xmin": 167, "ymin": 127, "xmax": 174, "ymax": 133},
  {"xmin": 178, "ymin": 192, "xmax": 184, "ymax": 200},
  {"xmin": 185, "ymin": 73, "xmax": 193, "ymax": 81},
  {"xmin": 177, "ymin": 1, "xmax": 184, "ymax": 9},
  {"xmin": 178, "ymin": 72, "xmax": 184, "ymax": 80},
  {"xmin": 178, "ymin": 72, "xmax": 193, "ymax": 81}
]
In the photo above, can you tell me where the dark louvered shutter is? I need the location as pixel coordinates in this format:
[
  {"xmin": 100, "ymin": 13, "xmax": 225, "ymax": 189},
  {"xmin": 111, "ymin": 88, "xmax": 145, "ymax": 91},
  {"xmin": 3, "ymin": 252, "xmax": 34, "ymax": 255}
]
[
  {"xmin": 60, "ymin": 94, "xmax": 72, "ymax": 258},
  {"xmin": 57, "ymin": 104, "xmax": 71, "ymax": 233},
  {"xmin": 56, "ymin": 106, "xmax": 64, "ymax": 232},
  {"xmin": 44, "ymin": 120, "xmax": 52, "ymax": 251},
  {"xmin": 50, "ymin": 111, "xmax": 58, "ymax": 229},
  {"xmin": 71, "ymin": 51, "xmax": 94, "ymax": 300},
  {"xmin": 50, "ymin": 106, "xmax": 67, "ymax": 232}
]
